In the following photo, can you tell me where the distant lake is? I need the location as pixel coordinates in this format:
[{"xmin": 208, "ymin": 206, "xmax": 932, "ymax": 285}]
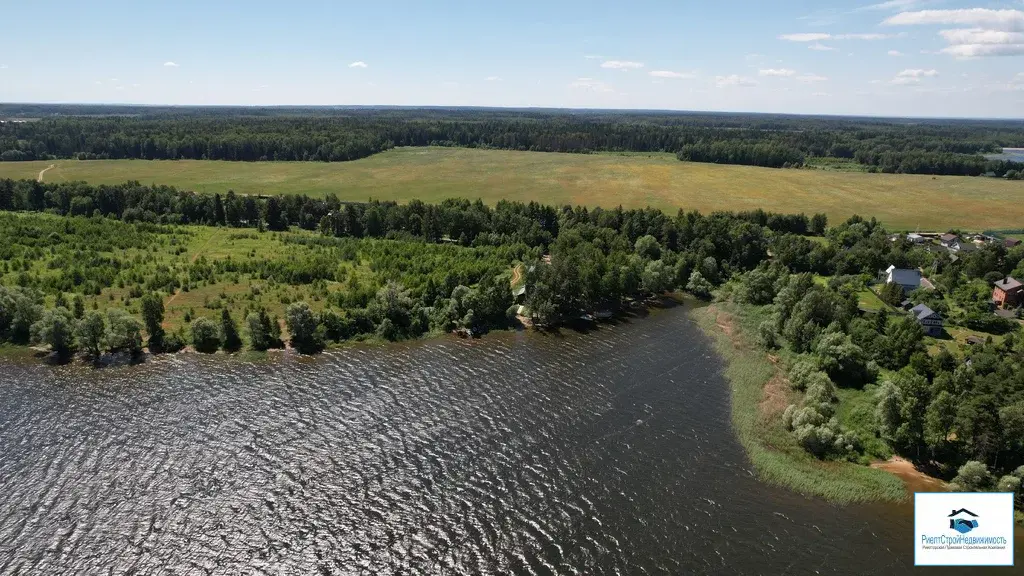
[{"xmin": 986, "ymin": 148, "xmax": 1024, "ymax": 162}]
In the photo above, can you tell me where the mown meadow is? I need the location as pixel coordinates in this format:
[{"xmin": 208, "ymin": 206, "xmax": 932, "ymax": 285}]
[{"xmin": 3, "ymin": 147, "xmax": 1024, "ymax": 231}]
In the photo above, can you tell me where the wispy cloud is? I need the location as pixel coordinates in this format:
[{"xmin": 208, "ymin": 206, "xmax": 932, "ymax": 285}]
[
  {"xmin": 811, "ymin": 91, "xmax": 831, "ymax": 96},
  {"xmin": 715, "ymin": 75, "xmax": 757, "ymax": 88},
  {"xmin": 0, "ymin": 64, "xmax": 7, "ymax": 70},
  {"xmin": 857, "ymin": 0, "xmax": 925, "ymax": 12},
  {"xmin": 898, "ymin": 68, "xmax": 939, "ymax": 77},
  {"xmin": 485, "ymin": 76, "xmax": 502, "ymax": 81},
  {"xmin": 888, "ymin": 49, "xmax": 904, "ymax": 56},
  {"xmin": 808, "ymin": 43, "xmax": 837, "ymax": 51},
  {"xmin": 758, "ymin": 68, "xmax": 797, "ymax": 77},
  {"xmin": 570, "ymin": 77, "xmax": 615, "ymax": 92},
  {"xmin": 601, "ymin": 60, "xmax": 644, "ymax": 70},
  {"xmin": 779, "ymin": 32, "xmax": 893, "ymax": 42},
  {"xmin": 797, "ymin": 73, "xmax": 829, "ymax": 82},
  {"xmin": 583, "ymin": 54, "xmax": 603, "ymax": 60},
  {"xmin": 163, "ymin": 61, "xmax": 179, "ymax": 67},
  {"xmin": 649, "ymin": 70, "xmax": 695, "ymax": 79},
  {"xmin": 779, "ymin": 33, "xmax": 832, "ymax": 42},
  {"xmin": 837, "ymin": 33, "xmax": 891, "ymax": 40},
  {"xmin": 891, "ymin": 68, "xmax": 939, "ymax": 84},
  {"xmin": 349, "ymin": 61, "xmax": 368, "ymax": 68}
]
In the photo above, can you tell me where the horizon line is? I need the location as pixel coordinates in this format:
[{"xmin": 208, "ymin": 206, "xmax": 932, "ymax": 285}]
[{"xmin": 2, "ymin": 102, "xmax": 1023, "ymax": 123}]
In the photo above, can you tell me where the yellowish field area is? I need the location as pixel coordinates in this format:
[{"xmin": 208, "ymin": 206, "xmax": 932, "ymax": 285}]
[{"xmin": 3, "ymin": 147, "xmax": 1023, "ymax": 230}]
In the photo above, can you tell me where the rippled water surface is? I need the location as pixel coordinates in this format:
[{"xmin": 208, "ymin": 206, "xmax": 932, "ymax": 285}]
[{"xmin": 1, "ymin": 307, "xmax": 1019, "ymax": 575}]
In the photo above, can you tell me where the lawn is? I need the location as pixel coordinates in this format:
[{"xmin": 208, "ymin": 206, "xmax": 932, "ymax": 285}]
[
  {"xmin": 857, "ymin": 289, "xmax": 887, "ymax": 313},
  {"xmin": 4, "ymin": 147, "xmax": 1024, "ymax": 230}
]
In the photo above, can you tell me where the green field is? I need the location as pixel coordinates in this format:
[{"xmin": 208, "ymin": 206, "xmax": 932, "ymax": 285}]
[{"xmin": 4, "ymin": 147, "xmax": 1024, "ymax": 230}]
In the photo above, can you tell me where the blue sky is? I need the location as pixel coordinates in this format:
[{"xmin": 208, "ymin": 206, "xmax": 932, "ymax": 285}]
[{"xmin": 1, "ymin": 0, "xmax": 1022, "ymax": 117}]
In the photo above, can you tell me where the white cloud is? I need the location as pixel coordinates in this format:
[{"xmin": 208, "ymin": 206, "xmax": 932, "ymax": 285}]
[
  {"xmin": 779, "ymin": 33, "xmax": 832, "ymax": 42},
  {"xmin": 780, "ymin": 32, "xmax": 892, "ymax": 42},
  {"xmin": 649, "ymin": 70, "xmax": 695, "ymax": 79},
  {"xmin": 715, "ymin": 75, "xmax": 757, "ymax": 88},
  {"xmin": 888, "ymin": 49, "xmax": 904, "ymax": 56},
  {"xmin": 940, "ymin": 44, "xmax": 1024, "ymax": 57},
  {"xmin": 939, "ymin": 28, "xmax": 1024, "ymax": 44},
  {"xmin": 0, "ymin": 64, "xmax": 7, "ymax": 70},
  {"xmin": 570, "ymin": 77, "xmax": 614, "ymax": 92},
  {"xmin": 808, "ymin": 43, "xmax": 836, "ymax": 51},
  {"xmin": 758, "ymin": 68, "xmax": 797, "ymax": 77},
  {"xmin": 349, "ymin": 61, "xmax": 367, "ymax": 68},
  {"xmin": 835, "ymin": 33, "xmax": 891, "ymax": 40},
  {"xmin": 485, "ymin": 76, "xmax": 502, "ymax": 81},
  {"xmin": 601, "ymin": 60, "xmax": 644, "ymax": 70},
  {"xmin": 583, "ymin": 54, "xmax": 602, "ymax": 60},
  {"xmin": 898, "ymin": 68, "xmax": 939, "ymax": 77},
  {"xmin": 884, "ymin": 10, "xmax": 1024, "ymax": 58},
  {"xmin": 797, "ymin": 73, "xmax": 829, "ymax": 82},
  {"xmin": 163, "ymin": 61, "xmax": 179, "ymax": 67},
  {"xmin": 891, "ymin": 68, "xmax": 939, "ymax": 84},
  {"xmin": 883, "ymin": 9, "xmax": 1024, "ymax": 31},
  {"xmin": 811, "ymin": 91, "xmax": 831, "ymax": 97}
]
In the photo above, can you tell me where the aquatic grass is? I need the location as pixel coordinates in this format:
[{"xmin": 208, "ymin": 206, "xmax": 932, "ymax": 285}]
[{"xmin": 690, "ymin": 301, "xmax": 907, "ymax": 505}]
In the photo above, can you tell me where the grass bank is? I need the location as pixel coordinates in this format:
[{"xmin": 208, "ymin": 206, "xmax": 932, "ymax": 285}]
[
  {"xmin": 689, "ymin": 301, "xmax": 907, "ymax": 504},
  {"xmin": 4, "ymin": 147, "xmax": 1024, "ymax": 230}
]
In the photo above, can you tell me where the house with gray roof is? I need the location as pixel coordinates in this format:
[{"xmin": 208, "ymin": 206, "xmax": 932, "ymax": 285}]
[
  {"xmin": 992, "ymin": 276, "xmax": 1023, "ymax": 308},
  {"xmin": 911, "ymin": 303, "xmax": 943, "ymax": 337},
  {"xmin": 884, "ymin": 265, "xmax": 922, "ymax": 294}
]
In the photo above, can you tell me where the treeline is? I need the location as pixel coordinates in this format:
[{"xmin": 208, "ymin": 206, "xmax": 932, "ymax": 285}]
[
  {"xmin": 2, "ymin": 109, "xmax": 1024, "ymax": 175},
  {"xmin": 728, "ymin": 216, "xmax": 1024, "ymax": 512},
  {"xmin": 677, "ymin": 142, "xmax": 805, "ymax": 168},
  {"xmin": 1, "ymin": 181, "xmax": 835, "ymax": 359},
  {"xmin": 0, "ymin": 178, "xmax": 823, "ymax": 247}
]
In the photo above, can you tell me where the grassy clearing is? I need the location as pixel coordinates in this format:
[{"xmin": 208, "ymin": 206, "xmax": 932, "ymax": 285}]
[
  {"xmin": 0, "ymin": 213, "xmax": 384, "ymax": 342},
  {"xmin": 857, "ymin": 289, "xmax": 887, "ymax": 313},
  {"xmin": 3, "ymin": 147, "xmax": 1024, "ymax": 230},
  {"xmin": 690, "ymin": 301, "xmax": 907, "ymax": 504}
]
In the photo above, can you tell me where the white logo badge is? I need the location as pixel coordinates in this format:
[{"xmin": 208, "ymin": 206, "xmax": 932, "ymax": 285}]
[{"xmin": 914, "ymin": 492, "xmax": 1014, "ymax": 566}]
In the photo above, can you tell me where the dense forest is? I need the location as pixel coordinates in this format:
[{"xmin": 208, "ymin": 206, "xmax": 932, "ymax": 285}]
[{"xmin": 2, "ymin": 106, "xmax": 1023, "ymax": 176}]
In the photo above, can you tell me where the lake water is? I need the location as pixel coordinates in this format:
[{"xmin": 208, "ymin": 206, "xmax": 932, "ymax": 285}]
[
  {"xmin": 986, "ymin": 148, "xmax": 1024, "ymax": 163},
  {"xmin": 0, "ymin": 306, "xmax": 1020, "ymax": 575}
]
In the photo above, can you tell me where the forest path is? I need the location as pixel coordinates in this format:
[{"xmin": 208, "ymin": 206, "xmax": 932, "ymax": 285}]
[{"xmin": 37, "ymin": 164, "xmax": 55, "ymax": 182}]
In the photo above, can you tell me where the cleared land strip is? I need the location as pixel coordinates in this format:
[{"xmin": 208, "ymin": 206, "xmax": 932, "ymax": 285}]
[
  {"xmin": 2, "ymin": 148, "xmax": 1023, "ymax": 231},
  {"xmin": 36, "ymin": 164, "xmax": 55, "ymax": 182}
]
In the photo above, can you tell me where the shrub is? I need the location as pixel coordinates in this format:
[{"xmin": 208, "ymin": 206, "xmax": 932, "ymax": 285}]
[
  {"xmin": 949, "ymin": 461, "xmax": 992, "ymax": 492},
  {"xmin": 286, "ymin": 302, "xmax": 323, "ymax": 353},
  {"xmin": 106, "ymin": 309, "xmax": 143, "ymax": 355},
  {"xmin": 190, "ymin": 317, "xmax": 221, "ymax": 354},
  {"xmin": 30, "ymin": 307, "xmax": 76, "ymax": 358},
  {"xmin": 75, "ymin": 310, "xmax": 106, "ymax": 358}
]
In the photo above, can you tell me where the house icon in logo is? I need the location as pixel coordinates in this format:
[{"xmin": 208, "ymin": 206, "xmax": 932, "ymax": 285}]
[{"xmin": 948, "ymin": 509, "xmax": 979, "ymax": 534}]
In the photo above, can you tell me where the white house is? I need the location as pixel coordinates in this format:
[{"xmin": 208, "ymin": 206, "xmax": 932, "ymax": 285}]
[{"xmin": 884, "ymin": 265, "xmax": 922, "ymax": 293}]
